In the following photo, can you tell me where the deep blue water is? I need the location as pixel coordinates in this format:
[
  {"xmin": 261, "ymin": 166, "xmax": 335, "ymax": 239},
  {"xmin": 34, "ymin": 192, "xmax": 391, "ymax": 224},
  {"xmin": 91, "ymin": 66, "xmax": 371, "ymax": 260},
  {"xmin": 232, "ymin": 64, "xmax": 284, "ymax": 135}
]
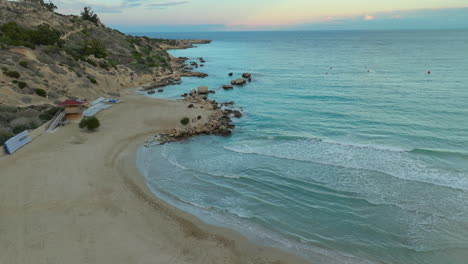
[{"xmin": 136, "ymin": 30, "xmax": 468, "ymax": 264}]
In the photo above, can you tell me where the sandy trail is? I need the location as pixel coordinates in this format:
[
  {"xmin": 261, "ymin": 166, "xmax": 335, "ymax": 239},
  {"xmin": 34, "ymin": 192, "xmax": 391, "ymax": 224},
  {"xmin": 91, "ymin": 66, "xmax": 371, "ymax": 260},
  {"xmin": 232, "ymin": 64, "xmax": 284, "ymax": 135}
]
[{"xmin": 0, "ymin": 90, "xmax": 308, "ymax": 264}]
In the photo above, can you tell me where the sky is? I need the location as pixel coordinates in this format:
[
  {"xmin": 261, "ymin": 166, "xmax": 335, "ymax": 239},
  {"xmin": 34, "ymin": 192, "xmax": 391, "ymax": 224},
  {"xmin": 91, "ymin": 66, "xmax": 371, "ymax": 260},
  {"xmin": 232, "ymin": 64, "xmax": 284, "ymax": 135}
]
[{"xmin": 53, "ymin": 0, "xmax": 468, "ymax": 32}]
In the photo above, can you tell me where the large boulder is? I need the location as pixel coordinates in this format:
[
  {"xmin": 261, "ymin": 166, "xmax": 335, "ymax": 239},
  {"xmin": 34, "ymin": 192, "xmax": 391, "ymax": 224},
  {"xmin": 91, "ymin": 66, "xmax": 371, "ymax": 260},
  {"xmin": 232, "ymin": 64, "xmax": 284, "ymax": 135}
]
[
  {"xmin": 242, "ymin": 73, "xmax": 252, "ymax": 78},
  {"xmin": 198, "ymin": 86, "xmax": 209, "ymax": 94}
]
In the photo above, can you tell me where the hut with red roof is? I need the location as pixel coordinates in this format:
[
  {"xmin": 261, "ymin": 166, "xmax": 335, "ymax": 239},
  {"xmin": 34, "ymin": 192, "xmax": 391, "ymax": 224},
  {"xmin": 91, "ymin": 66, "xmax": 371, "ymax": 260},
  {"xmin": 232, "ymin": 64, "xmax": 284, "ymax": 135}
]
[{"xmin": 59, "ymin": 100, "xmax": 86, "ymax": 123}]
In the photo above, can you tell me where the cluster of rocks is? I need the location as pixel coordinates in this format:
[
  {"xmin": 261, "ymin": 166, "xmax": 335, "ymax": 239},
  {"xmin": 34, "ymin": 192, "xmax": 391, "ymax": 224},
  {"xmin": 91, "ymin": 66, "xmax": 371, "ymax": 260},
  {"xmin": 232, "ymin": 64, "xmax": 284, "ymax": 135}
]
[
  {"xmin": 221, "ymin": 72, "xmax": 252, "ymax": 90},
  {"xmin": 176, "ymin": 56, "xmax": 208, "ymax": 77}
]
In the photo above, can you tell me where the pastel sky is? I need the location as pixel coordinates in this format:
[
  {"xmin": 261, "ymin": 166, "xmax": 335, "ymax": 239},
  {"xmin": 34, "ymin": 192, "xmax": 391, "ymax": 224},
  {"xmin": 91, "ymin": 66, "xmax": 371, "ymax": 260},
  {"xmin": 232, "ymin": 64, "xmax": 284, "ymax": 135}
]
[{"xmin": 53, "ymin": 0, "xmax": 468, "ymax": 32}]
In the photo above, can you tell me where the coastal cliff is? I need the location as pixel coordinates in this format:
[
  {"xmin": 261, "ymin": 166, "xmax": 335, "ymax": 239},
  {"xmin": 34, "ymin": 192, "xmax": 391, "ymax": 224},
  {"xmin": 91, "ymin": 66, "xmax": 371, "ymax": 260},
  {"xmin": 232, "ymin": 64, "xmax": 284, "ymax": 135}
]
[{"xmin": 0, "ymin": 0, "xmax": 210, "ymax": 135}]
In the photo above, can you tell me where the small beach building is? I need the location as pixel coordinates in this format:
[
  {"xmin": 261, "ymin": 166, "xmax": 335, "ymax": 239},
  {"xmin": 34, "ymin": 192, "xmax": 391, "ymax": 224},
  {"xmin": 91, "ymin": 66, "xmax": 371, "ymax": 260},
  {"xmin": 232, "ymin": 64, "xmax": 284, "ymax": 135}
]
[{"xmin": 59, "ymin": 100, "xmax": 86, "ymax": 123}]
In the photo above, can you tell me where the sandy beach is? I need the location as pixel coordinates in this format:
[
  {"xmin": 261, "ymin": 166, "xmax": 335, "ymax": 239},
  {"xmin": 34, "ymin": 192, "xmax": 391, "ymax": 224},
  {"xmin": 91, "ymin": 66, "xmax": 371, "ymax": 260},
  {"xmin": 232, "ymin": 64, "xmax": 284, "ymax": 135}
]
[{"xmin": 0, "ymin": 90, "xmax": 309, "ymax": 264}]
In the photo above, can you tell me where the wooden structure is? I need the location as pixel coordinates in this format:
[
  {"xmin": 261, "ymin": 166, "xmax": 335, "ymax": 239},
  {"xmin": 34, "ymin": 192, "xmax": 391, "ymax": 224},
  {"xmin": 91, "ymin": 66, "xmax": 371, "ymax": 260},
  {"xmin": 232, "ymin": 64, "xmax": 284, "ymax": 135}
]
[{"xmin": 58, "ymin": 100, "xmax": 86, "ymax": 123}]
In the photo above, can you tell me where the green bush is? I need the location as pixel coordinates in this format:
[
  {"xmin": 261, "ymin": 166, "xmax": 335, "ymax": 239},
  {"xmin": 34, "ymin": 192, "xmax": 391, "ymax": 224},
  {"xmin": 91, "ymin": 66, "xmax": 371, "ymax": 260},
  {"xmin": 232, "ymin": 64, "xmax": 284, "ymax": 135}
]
[
  {"xmin": 39, "ymin": 107, "xmax": 61, "ymax": 120},
  {"xmin": 87, "ymin": 76, "xmax": 97, "ymax": 84},
  {"xmin": 18, "ymin": 81, "xmax": 27, "ymax": 89},
  {"xmin": 75, "ymin": 39, "xmax": 107, "ymax": 59},
  {"xmin": 19, "ymin": 61, "xmax": 28, "ymax": 68},
  {"xmin": 0, "ymin": 131, "xmax": 13, "ymax": 145},
  {"xmin": 35, "ymin": 88, "xmax": 47, "ymax": 97},
  {"xmin": 3, "ymin": 70, "xmax": 20, "ymax": 78},
  {"xmin": 79, "ymin": 116, "xmax": 100, "ymax": 131},
  {"xmin": 180, "ymin": 117, "xmax": 190, "ymax": 126}
]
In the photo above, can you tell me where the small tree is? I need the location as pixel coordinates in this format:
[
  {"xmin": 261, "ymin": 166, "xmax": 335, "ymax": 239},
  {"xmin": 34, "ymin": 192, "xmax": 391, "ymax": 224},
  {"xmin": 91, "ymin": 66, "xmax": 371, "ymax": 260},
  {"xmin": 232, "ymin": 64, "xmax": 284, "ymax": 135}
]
[
  {"xmin": 79, "ymin": 116, "xmax": 100, "ymax": 131},
  {"xmin": 39, "ymin": 0, "xmax": 57, "ymax": 12},
  {"xmin": 81, "ymin": 7, "xmax": 99, "ymax": 25},
  {"xmin": 81, "ymin": 39, "xmax": 107, "ymax": 58},
  {"xmin": 180, "ymin": 117, "xmax": 190, "ymax": 126}
]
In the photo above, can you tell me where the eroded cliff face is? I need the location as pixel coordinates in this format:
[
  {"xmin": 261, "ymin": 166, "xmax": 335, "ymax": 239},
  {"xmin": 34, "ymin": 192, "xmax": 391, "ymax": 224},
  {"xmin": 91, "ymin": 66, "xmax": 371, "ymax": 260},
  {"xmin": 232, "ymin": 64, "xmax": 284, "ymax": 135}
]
[{"xmin": 0, "ymin": 0, "xmax": 210, "ymax": 135}]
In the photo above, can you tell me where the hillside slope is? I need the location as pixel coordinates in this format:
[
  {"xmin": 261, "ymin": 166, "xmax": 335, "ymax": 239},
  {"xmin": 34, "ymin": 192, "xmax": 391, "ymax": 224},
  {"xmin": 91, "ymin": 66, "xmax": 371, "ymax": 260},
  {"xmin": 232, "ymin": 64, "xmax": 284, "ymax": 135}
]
[{"xmin": 0, "ymin": 0, "xmax": 209, "ymax": 139}]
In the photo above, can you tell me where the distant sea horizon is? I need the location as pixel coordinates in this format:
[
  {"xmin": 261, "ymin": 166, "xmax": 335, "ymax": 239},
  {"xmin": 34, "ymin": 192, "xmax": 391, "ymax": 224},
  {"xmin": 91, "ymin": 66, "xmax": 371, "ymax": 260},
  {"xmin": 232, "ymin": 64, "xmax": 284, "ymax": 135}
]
[
  {"xmin": 124, "ymin": 27, "xmax": 468, "ymax": 35},
  {"xmin": 137, "ymin": 30, "xmax": 468, "ymax": 264}
]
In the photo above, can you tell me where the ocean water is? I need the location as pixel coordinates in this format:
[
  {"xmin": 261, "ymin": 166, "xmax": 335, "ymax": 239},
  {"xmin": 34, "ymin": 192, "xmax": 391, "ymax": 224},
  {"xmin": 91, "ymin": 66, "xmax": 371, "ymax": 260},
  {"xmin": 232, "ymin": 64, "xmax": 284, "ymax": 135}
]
[{"xmin": 136, "ymin": 30, "xmax": 468, "ymax": 264}]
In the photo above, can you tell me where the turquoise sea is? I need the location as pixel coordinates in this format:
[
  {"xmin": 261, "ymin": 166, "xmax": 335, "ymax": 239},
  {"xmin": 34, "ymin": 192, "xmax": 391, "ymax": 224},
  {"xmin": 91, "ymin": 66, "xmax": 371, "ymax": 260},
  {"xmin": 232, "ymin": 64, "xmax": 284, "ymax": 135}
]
[{"xmin": 136, "ymin": 30, "xmax": 468, "ymax": 264}]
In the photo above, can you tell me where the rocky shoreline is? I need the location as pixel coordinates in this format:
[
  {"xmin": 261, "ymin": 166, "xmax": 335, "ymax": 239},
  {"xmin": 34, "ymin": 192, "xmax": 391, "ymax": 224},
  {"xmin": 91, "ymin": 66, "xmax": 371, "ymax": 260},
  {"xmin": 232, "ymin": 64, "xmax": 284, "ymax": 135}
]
[
  {"xmin": 138, "ymin": 40, "xmax": 258, "ymax": 145},
  {"xmin": 146, "ymin": 89, "xmax": 243, "ymax": 145}
]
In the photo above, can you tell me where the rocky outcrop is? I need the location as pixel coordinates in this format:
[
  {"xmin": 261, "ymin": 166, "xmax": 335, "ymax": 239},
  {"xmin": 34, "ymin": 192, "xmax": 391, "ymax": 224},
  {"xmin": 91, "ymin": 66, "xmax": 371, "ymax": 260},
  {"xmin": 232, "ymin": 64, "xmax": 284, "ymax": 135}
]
[
  {"xmin": 155, "ymin": 94, "xmax": 243, "ymax": 142},
  {"xmin": 142, "ymin": 76, "xmax": 182, "ymax": 90},
  {"xmin": 181, "ymin": 71, "xmax": 208, "ymax": 78}
]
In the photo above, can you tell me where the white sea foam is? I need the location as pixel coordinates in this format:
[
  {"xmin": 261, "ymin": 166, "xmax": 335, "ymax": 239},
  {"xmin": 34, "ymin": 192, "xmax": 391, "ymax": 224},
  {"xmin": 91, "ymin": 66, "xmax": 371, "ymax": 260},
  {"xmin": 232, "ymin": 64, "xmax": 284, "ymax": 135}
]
[{"xmin": 223, "ymin": 138, "xmax": 468, "ymax": 191}]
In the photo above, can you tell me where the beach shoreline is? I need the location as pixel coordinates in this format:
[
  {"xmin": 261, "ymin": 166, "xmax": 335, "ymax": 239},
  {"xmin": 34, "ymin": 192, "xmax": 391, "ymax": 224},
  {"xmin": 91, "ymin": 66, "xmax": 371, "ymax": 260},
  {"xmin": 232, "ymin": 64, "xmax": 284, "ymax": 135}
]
[{"xmin": 0, "ymin": 89, "xmax": 310, "ymax": 264}]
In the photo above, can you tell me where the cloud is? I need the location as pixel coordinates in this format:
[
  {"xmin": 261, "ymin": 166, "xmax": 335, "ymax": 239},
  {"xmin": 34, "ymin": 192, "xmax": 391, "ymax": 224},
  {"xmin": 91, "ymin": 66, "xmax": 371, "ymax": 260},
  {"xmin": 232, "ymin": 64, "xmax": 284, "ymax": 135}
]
[
  {"xmin": 282, "ymin": 7, "xmax": 468, "ymax": 31},
  {"xmin": 146, "ymin": 1, "xmax": 190, "ymax": 9},
  {"xmin": 55, "ymin": 1, "xmax": 124, "ymax": 13},
  {"xmin": 56, "ymin": 0, "xmax": 190, "ymax": 14}
]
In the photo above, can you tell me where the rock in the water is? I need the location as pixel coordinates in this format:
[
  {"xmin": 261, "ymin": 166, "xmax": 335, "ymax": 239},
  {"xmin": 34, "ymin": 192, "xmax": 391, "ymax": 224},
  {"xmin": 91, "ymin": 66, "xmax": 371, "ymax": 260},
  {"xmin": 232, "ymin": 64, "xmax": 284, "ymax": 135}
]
[
  {"xmin": 228, "ymin": 72, "xmax": 233, "ymax": 76},
  {"xmin": 223, "ymin": 85, "xmax": 234, "ymax": 90},
  {"xmin": 158, "ymin": 89, "xmax": 164, "ymax": 93},
  {"xmin": 190, "ymin": 89, "xmax": 197, "ymax": 96},
  {"xmin": 198, "ymin": 86, "xmax": 209, "ymax": 94},
  {"xmin": 242, "ymin": 73, "xmax": 252, "ymax": 78},
  {"xmin": 231, "ymin": 78, "xmax": 246, "ymax": 86},
  {"xmin": 148, "ymin": 90, "xmax": 156, "ymax": 94}
]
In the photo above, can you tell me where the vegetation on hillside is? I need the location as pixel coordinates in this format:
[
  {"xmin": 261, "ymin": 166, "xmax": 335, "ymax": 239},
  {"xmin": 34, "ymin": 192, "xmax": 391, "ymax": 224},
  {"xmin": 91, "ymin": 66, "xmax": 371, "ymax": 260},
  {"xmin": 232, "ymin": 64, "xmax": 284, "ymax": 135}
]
[
  {"xmin": 0, "ymin": 0, "xmax": 193, "ymax": 127},
  {"xmin": 0, "ymin": 105, "xmax": 51, "ymax": 136},
  {"xmin": 0, "ymin": 22, "xmax": 62, "ymax": 48}
]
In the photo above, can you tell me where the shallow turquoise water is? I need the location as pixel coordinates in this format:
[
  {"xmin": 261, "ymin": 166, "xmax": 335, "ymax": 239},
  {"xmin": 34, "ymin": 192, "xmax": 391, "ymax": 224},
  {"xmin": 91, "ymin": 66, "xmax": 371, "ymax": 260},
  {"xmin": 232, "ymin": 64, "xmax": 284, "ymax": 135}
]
[{"xmin": 136, "ymin": 30, "xmax": 468, "ymax": 264}]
